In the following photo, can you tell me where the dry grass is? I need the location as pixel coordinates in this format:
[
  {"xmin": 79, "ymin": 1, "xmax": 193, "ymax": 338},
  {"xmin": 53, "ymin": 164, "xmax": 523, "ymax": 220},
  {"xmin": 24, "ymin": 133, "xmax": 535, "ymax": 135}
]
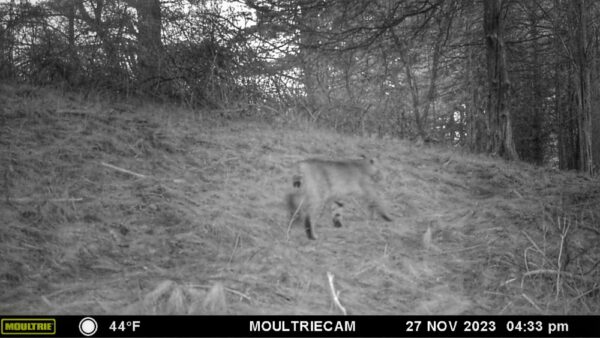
[{"xmin": 1, "ymin": 83, "xmax": 599, "ymax": 315}]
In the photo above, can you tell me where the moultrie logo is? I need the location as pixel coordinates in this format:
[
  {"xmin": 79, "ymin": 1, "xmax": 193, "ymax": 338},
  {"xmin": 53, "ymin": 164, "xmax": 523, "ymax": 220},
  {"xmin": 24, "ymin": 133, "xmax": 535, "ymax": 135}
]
[{"xmin": 1, "ymin": 318, "xmax": 56, "ymax": 335}]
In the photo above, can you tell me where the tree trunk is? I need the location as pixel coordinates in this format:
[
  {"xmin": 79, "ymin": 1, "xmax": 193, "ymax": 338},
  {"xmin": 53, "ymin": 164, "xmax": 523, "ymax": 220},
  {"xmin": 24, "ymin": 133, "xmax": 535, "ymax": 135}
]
[
  {"xmin": 392, "ymin": 31, "xmax": 426, "ymax": 140},
  {"xmin": 403, "ymin": 60, "xmax": 425, "ymax": 139},
  {"xmin": 483, "ymin": 0, "xmax": 519, "ymax": 160},
  {"xmin": 297, "ymin": 2, "xmax": 326, "ymax": 116},
  {"xmin": 66, "ymin": 0, "xmax": 79, "ymax": 85},
  {"xmin": 422, "ymin": 19, "xmax": 445, "ymax": 138},
  {"xmin": 67, "ymin": 0, "xmax": 75, "ymax": 50},
  {"xmin": 0, "ymin": 0, "xmax": 16, "ymax": 79},
  {"xmin": 593, "ymin": 18, "xmax": 600, "ymax": 174},
  {"xmin": 529, "ymin": 4, "xmax": 544, "ymax": 165},
  {"xmin": 569, "ymin": 0, "xmax": 593, "ymax": 174},
  {"xmin": 464, "ymin": 15, "xmax": 483, "ymax": 152},
  {"xmin": 134, "ymin": 0, "xmax": 162, "ymax": 92}
]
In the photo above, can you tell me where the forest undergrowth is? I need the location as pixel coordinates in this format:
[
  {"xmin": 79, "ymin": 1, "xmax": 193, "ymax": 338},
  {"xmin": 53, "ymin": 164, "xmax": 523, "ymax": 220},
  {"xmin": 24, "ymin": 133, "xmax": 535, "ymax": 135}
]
[{"xmin": 1, "ymin": 84, "xmax": 599, "ymax": 314}]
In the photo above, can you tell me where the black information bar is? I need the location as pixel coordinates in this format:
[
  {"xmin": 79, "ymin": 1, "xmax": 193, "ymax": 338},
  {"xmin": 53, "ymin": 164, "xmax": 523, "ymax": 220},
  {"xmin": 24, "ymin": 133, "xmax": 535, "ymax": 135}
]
[{"xmin": 0, "ymin": 315, "xmax": 598, "ymax": 337}]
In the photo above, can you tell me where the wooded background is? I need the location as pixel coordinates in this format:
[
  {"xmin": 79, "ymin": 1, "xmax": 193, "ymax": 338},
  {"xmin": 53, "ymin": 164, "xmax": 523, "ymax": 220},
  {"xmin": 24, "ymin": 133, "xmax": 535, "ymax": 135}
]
[{"xmin": 1, "ymin": 0, "xmax": 599, "ymax": 173}]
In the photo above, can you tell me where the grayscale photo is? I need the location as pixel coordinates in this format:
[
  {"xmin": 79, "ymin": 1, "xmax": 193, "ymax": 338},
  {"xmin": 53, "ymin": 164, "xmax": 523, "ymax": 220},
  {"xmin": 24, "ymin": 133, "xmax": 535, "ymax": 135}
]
[{"xmin": 0, "ymin": 0, "xmax": 599, "ymax": 329}]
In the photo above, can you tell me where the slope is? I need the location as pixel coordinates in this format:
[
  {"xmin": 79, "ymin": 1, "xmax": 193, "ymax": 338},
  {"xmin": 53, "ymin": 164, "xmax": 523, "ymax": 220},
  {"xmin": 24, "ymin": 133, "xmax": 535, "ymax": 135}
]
[{"xmin": 1, "ymin": 84, "xmax": 599, "ymax": 315}]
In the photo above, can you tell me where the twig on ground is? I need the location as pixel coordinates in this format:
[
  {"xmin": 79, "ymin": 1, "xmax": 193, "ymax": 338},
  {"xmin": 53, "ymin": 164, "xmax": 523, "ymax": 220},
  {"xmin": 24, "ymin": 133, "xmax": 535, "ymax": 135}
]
[
  {"xmin": 101, "ymin": 161, "xmax": 185, "ymax": 183},
  {"xmin": 40, "ymin": 295, "xmax": 56, "ymax": 309},
  {"xmin": 100, "ymin": 161, "xmax": 148, "ymax": 179},
  {"xmin": 522, "ymin": 230, "xmax": 551, "ymax": 277},
  {"xmin": 556, "ymin": 216, "xmax": 571, "ymax": 300},
  {"xmin": 570, "ymin": 285, "xmax": 600, "ymax": 304},
  {"xmin": 511, "ymin": 189, "xmax": 523, "ymax": 199},
  {"xmin": 522, "ymin": 269, "xmax": 591, "ymax": 282},
  {"xmin": 327, "ymin": 272, "xmax": 347, "ymax": 315},
  {"xmin": 222, "ymin": 287, "xmax": 251, "ymax": 301},
  {"xmin": 228, "ymin": 233, "xmax": 241, "ymax": 266},
  {"xmin": 286, "ymin": 196, "xmax": 304, "ymax": 241},
  {"xmin": 521, "ymin": 293, "xmax": 543, "ymax": 313}
]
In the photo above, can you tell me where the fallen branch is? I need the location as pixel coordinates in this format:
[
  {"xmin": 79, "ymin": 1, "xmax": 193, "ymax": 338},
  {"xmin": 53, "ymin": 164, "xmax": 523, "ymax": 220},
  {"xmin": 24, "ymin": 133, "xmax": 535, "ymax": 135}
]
[
  {"xmin": 222, "ymin": 287, "xmax": 251, "ymax": 301},
  {"xmin": 101, "ymin": 161, "xmax": 148, "ymax": 179},
  {"xmin": 100, "ymin": 162, "xmax": 186, "ymax": 183},
  {"xmin": 522, "ymin": 269, "xmax": 592, "ymax": 282},
  {"xmin": 521, "ymin": 293, "xmax": 543, "ymax": 313},
  {"xmin": 327, "ymin": 272, "xmax": 347, "ymax": 315},
  {"xmin": 228, "ymin": 233, "xmax": 241, "ymax": 266},
  {"xmin": 556, "ymin": 216, "xmax": 571, "ymax": 300},
  {"xmin": 286, "ymin": 195, "xmax": 305, "ymax": 241}
]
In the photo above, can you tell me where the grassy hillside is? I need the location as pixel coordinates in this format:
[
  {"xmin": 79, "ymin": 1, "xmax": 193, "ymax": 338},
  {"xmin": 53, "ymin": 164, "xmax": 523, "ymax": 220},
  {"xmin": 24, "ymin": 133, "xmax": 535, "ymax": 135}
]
[{"xmin": 1, "ymin": 84, "xmax": 599, "ymax": 315}]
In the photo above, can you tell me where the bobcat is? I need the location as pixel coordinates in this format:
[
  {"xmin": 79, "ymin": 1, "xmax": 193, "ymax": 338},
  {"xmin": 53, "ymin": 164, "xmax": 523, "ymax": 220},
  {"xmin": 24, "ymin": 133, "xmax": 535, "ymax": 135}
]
[{"xmin": 285, "ymin": 157, "xmax": 392, "ymax": 239}]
